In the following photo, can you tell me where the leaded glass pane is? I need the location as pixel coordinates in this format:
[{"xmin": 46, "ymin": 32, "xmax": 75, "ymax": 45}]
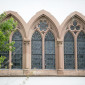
[
  {"xmin": 77, "ymin": 32, "xmax": 85, "ymax": 69},
  {"xmin": 12, "ymin": 31, "xmax": 22, "ymax": 40},
  {"xmin": 12, "ymin": 54, "xmax": 22, "ymax": 68},
  {"xmin": 45, "ymin": 31, "xmax": 55, "ymax": 69},
  {"xmin": 76, "ymin": 25, "xmax": 80, "ymax": 30},
  {"xmin": 12, "ymin": 30, "xmax": 22, "ymax": 69},
  {"xmin": 31, "ymin": 31, "xmax": 42, "ymax": 69},
  {"xmin": 38, "ymin": 21, "xmax": 48, "ymax": 31},
  {"xmin": 32, "ymin": 41, "xmax": 42, "ymax": 54},
  {"xmin": 73, "ymin": 20, "xmax": 77, "ymax": 26},
  {"xmin": 32, "ymin": 55, "xmax": 42, "ymax": 69},
  {"xmin": 45, "ymin": 41, "xmax": 55, "ymax": 54},
  {"xmin": 64, "ymin": 32, "xmax": 75, "ymax": 69},
  {"xmin": 45, "ymin": 31, "xmax": 54, "ymax": 41},
  {"xmin": 70, "ymin": 25, "xmax": 74, "ymax": 30},
  {"xmin": 32, "ymin": 31, "xmax": 41, "ymax": 41}
]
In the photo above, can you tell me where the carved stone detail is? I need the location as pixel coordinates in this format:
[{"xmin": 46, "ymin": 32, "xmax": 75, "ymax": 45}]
[
  {"xmin": 24, "ymin": 40, "xmax": 30, "ymax": 45},
  {"xmin": 57, "ymin": 41, "xmax": 63, "ymax": 45}
]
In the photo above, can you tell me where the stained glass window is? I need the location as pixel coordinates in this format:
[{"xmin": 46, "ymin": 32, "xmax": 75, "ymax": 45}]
[
  {"xmin": 64, "ymin": 32, "xmax": 75, "ymax": 69},
  {"xmin": 70, "ymin": 20, "xmax": 80, "ymax": 30},
  {"xmin": 45, "ymin": 31, "xmax": 55, "ymax": 69},
  {"xmin": 77, "ymin": 32, "xmax": 85, "ymax": 69},
  {"xmin": 12, "ymin": 30, "xmax": 22, "ymax": 69},
  {"xmin": 38, "ymin": 20, "xmax": 48, "ymax": 31},
  {"xmin": 0, "ymin": 51, "xmax": 9, "ymax": 69},
  {"xmin": 31, "ymin": 31, "xmax": 42, "ymax": 69}
]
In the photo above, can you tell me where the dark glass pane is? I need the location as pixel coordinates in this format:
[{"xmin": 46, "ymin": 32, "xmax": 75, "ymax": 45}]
[
  {"xmin": 12, "ymin": 54, "xmax": 22, "ymax": 69},
  {"xmin": 12, "ymin": 30, "xmax": 22, "ymax": 69},
  {"xmin": 31, "ymin": 55, "xmax": 42, "ymax": 69},
  {"xmin": 45, "ymin": 41, "xmax": 55, "ymax": 54},
  {"xmin": 45, "ymin": 31, "xmax": 54, "ymax": 41},
  {"xmin": 31, "ymin": 31, "xmax": 42, "ymax": 69},
  {"xmin": 64, "ymin": 32, "xmax": 74, "ymax": 42},
  {"xmin": 64, "ymin": 42, "xmax": 74, "ymax": 54},
  {"xmin": 38, "ymin": 21, "xmax": 48, "ymax": 31},
  {"xmin": 64, "ymin": 55, "xmax": 75, "ymax": 69},
  {"xmin": 70, "ymin": 25, "xmax": 74, "ymax": 30},
  {"xmin": 32, "ymin": 31, "xmax": 41, "ymax": 41},
  {"xmin": 45, "ymin": 31, "xmax": 55, "ymax": 69},
  {"xmin": 74, "ymin": 31, "xmax": 77, "ymax": 34},
  {"xmin": 45, "ymin": 55, "xmax": 55, "ymax": 69},
  {"xmin": 32, "ymin": 41, "xmax": 42, "ymax": 54},
  {"xmin": 64, "ymin": 32, "xmax": 75, "ymax": 69},
  {"xmin": 13, "ymin": 41, "xmax": 22, "ymax": 54},
  {"xmin": 73, "ymin": 20, "xmax": 77, "ymax": 26},
  {"xmin": 77, "ymin": 32, "xmax": 85, "ymax": 69},
  {"xmin": 12, "ymin": 31, "xmax": 22, "ymax": 40},
  {"xmin": 76, "ymin": 26, "xmax": 80, "ymax": 30},
  {"xmin": 77, "ymin": 32, "xmax": 85, "ymax": 42}
]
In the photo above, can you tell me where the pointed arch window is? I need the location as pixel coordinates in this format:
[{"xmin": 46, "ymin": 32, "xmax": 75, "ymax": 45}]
[
  {"xmin": 12, "ymin": 30, "xmax": 22, "ymax": 69},
  {"xmin": 31, "ymin": 16, "xmax": 56, "ymax": 70},
  {"xmin": 31, "ymin": 31, "xmax": 55, "ymax": 69},
  {"xmin": 45, "ymin": 31, "xmax": 55, "ymax": 69},
  {"xmin": 64, "ymin": 19, "xmax": 85, "ymax": 70},
  {"xmin": 31, "ymin": 31, "xmax": 42, "ymax": 69},
  {"xmin": 64, "ymin": 32, "xmax": 75, "ymax": 69},
  {"xmin": 77, "ymin": 32, "xmax": 85, "ymax": 69}
]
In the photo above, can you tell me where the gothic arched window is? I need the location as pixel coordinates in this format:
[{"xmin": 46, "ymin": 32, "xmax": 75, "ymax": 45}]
[
  {"xmin": 77, "ymin": 32, "xmax": 85, "ymax": 69},
  {"xmin": 45, "ymin": 31, "xmax": 55, "ymax": 69},
  {"xmin": 12, "ymin": 30, "xmax": 22, "ymax": 69},
  {"xmin": 31, "ymin": 17, "xmax": 56, "ymax": 69},
  {"xmin": 31, "ymin": 31, "xmax": 42, "ymax": 69},
  {"xmin": 64, "ymin": 32, "xmax": 75, "ymax": 69}
]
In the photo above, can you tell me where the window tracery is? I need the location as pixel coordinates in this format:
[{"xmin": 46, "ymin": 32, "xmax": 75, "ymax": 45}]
[
  {"xmin": 66, "ymin": 18, "xmax": 83, "ymax": 35},
  {"xmin": 33, "ymin": 17, "xmax": 54, "ymax": 33},
  {"xmin": 31, "ymin": 17, "xmax": 55, "ymax": 69},
  {"xmin": 64, "ymin": 18, "xmax": 85, "ymax": 70}
]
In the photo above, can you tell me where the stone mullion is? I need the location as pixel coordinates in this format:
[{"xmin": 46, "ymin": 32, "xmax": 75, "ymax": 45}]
[
  {"xmin": 9, "ymin": 38, "xmax": 12, "ymax": 69},
  {"xmin": 24, "ymin": 40, "xmax": 30, "ymax": 69},
  {"xmin": 74, "ymin": 36, "xmax": 77, "ymax": 70},
  {"xmin": 57, "ymin": 41, "xmax": 64, "ymax": 72},
  {"xmin": 9, "ymin": 50, "xmax": 11, "ymax": 75},
  {"xmin": 42, "ymin": 36, "xmax": 45, "ymax": 69}
]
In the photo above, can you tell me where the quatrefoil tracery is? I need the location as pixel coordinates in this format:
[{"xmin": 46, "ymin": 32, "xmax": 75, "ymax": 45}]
[
  {"xmin": 70, "ymin": 20, "xmax": 80, "ymax": 30},
  {"xmin": 38, "ymin": 20, "xmax": 48, "ymax": 31},
  {"xmin": 67, "ymin": 20, "xmax": 82, "ymax": 34},
  {"xmin": 34, "ymin": 18, "xmax": 54, "ymax": 34}
]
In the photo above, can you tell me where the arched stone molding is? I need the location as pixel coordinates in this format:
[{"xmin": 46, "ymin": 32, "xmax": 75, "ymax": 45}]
[
  {"xmin": 5, "ymin": 11, "xmax": 27, "ymax": 69},
  {"xmin": 60, "ymin": 11, "xmax": 85, "ymax": 40},
  {"xmin": 27, "ymin": 10, "xmax": 60, "ymax": 40},
  {"xmin": 6, "ymin": 11, "xmax": 27, "ymax": 38},
  {"xmin": 60, "ymin": 11, "xmax": 85, "ymax": 72},
  {"xmin": 27, "ymin": 10, "xmax": 59, "ymax": 70}
]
